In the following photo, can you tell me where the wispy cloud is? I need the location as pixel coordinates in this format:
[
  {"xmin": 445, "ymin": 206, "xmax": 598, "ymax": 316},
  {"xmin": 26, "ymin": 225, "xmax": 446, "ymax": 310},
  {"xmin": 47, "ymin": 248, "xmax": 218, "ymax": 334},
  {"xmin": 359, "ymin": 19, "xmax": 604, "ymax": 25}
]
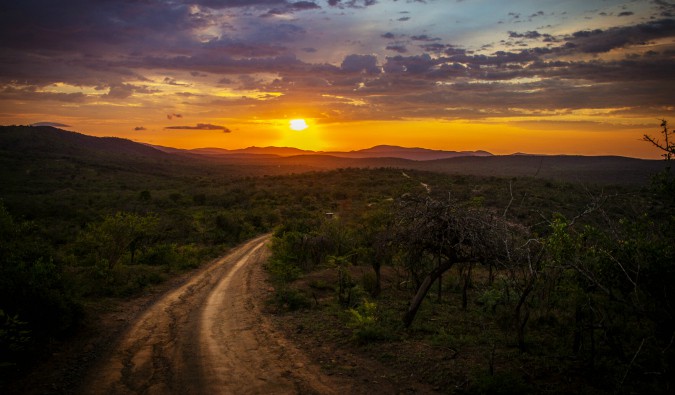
[
  {"xmin": 30, "ymin": 122, "xmax": 71, "ymax": 127},
  {"xmin": 165, "ymin": 123, "xmax": 231, "ymax": 132}
]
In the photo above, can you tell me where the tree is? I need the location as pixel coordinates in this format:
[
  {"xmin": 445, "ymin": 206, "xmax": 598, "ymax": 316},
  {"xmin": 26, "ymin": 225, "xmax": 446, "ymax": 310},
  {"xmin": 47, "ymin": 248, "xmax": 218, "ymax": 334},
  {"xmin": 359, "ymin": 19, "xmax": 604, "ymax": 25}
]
[
  {"xmin": 356, "ymin": 204, "xmax": 395, "ymax": 297},
  {"xmin": 643, "ymin": 119, "xmax": 674, "ymax": 161},
  {"xmin": 77, "ymin": 212, "xmax": 158, "ymax": 270},
  {"xmin": 644, "ymin": 119, "xmax": 675, "ymax": 193},
  {"xmin": 395, "ymin": 194, "xmax": 520, "ymax": 327}
]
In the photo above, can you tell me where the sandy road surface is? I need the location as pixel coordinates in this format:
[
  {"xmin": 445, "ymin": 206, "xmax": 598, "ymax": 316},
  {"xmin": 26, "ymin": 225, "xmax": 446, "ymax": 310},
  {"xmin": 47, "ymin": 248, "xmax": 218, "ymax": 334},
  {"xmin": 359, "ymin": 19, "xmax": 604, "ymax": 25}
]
[{"xmin": 79, "ymin": 235, "xmax": 339, "ymax": 395}]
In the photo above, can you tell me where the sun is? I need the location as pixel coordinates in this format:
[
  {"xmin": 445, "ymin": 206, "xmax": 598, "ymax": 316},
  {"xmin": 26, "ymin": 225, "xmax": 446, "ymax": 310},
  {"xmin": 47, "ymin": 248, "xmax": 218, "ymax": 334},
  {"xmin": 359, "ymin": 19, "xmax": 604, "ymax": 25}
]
[{"xmin": 289, "ymin": 119, "xmax": 308, "ymax": 131}]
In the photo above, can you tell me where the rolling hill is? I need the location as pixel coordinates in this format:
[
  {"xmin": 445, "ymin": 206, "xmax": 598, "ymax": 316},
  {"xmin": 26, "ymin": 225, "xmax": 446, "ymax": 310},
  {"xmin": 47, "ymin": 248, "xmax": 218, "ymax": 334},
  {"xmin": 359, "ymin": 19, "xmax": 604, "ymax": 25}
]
[
  {"xmin": 151, "ymin": 144, "xmax": 492, "ymax": 161},
  {"xmin": 1, "ymin": 125, "xmax": 666, "ymax": 185}
]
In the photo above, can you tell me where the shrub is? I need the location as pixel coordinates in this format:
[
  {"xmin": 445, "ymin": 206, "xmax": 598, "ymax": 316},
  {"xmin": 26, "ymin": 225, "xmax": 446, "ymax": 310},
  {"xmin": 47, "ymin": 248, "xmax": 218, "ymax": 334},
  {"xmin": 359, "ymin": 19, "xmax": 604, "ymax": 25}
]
[{"xmin": 347, "ymin": 300, "xmax": 388, "ymax": 343}]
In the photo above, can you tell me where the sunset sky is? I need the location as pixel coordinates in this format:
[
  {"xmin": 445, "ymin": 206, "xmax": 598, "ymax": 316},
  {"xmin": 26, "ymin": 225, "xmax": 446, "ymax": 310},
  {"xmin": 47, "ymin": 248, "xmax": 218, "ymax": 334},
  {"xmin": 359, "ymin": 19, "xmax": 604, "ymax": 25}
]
[{"xmin": 1, "ymin": 0, "xmax": 674, "ymax": 157}]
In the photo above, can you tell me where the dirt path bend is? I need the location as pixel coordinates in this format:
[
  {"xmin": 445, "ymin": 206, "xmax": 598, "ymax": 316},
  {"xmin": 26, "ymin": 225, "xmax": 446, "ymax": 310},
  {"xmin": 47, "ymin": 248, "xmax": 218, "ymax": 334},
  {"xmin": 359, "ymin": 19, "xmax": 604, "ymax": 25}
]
[{"xmin": 79, "ymin": 235, "xmax": 339, "ymax": 395}]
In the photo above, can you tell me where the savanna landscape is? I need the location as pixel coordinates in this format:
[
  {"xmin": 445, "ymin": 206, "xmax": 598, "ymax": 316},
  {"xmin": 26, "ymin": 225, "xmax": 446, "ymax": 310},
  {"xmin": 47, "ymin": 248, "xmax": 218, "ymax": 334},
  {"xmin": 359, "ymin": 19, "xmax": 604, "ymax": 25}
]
[
  {"xmin": 1, "ymin": 124, "xmax": 673, "ymax": 394},
  {"xmin": 1, "ymin": 1, "xmax": 674, "ymax": 394}
]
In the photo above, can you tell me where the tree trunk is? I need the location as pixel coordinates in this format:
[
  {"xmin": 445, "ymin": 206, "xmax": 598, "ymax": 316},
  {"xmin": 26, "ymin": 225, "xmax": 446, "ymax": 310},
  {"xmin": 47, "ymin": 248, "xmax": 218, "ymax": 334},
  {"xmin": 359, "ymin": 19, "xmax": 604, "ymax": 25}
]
[
  {"xmin": 372, "ymin": 262, "xmax": 381, "ymax": 297},
  {"xmin": 436, "ymin": 251, "xmax": 443, "ymax": 302},
  {"xmin": 514, "ymin": 277, "xmax": 534, "ymax": 351},
  {"xmin": 461, "ymin": 262, "xmax": 473, "ymax": 310},
  {"xmin": 403, "ymin": 261, "xmax": 454, "ymax": 327}
]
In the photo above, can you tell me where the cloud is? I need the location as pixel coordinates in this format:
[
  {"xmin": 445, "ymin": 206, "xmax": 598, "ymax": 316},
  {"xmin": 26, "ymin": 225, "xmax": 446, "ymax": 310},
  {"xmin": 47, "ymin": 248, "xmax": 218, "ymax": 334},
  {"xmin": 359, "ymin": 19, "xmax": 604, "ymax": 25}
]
[
  {"xmin": 165, "ymin": 123, "xmax": 231, "ymax": 132},
  {"xmin": 203, "ymin": 38, "xmax": 288, "ymax": 57},
  {"xmin": 0, "ymin": 0, "xmax": 672, "ymax": 131},
  {"xmin": 410, "ymin": 35, "xmax": 440, "ymax": 42},
  {"xmin": 340, "ymin": 54, "xmax": 381, "ymax": 74},
  {"xmin": 106, "ymin": 83, "xmax": 160, "ymax": 99},
  {"xmin": 163, "ymin": 77, "xmax": 190, "ymax": 86},
  {"xmin": 386, "ymin": 45, "xmax": 408, "ymax": 53},
  {"xmin": 562, "ymin": 18, "xmax": 675, "ymax": 54},
  {"xmin": 289, "ymin": 1, "xmax": 321, "ymax": 11},
  {"xmin": 191, "ymin": 0, "xmax": 287, "ymax": 9},
  {"xmin": 134, "ymin": 126, "xmax": 147, "ymax": 131},
  {"xmin": 508, "ymin": 31, "xmax": 542, "ymax": 39},
  {"xmin": 30, "ymin": 122, "xmax": 71, "ymax": 127},
  {"xmin": 328, "ymin": 0, "xmax": 377, "ymax": 8}
]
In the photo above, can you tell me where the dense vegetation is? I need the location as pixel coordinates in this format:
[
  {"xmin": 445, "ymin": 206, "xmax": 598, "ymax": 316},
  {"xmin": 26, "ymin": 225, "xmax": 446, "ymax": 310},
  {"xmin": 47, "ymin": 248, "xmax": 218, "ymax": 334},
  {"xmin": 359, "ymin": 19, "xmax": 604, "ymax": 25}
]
[
  {"xmin": 1, "ymin": 125, "xmax": 673, "ymax": 394},
  {"xmin": 267, "ymin": 169, "xmax": 674, "ymax": 393}
]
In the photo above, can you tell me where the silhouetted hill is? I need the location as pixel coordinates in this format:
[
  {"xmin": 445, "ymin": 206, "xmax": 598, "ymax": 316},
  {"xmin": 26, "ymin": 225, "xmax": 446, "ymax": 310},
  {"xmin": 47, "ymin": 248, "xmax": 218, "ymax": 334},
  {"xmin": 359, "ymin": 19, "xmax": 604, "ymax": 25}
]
[
  {"xmin": 416, "ymin": 155, "xmax": 665, "ymax": 185},
  {"xmin": 151, "ymin": 144, "xmax": 492, "ymax": 161},
  {"xmin": 327, "ymin": 145, "xmax": 492, "ymax": 160},
  {"xmin": 2, "ymin": 125, "xmax": 665, "ymax": 186},
  {"xmin": 1, "ymin": 125, "xmax": 171, "ymax": 162}
]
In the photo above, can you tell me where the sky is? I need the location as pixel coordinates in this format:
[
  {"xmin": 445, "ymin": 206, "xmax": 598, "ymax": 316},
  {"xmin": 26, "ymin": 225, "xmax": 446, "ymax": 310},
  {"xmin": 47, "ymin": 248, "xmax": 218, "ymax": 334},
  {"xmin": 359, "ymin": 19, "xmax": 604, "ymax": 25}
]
[{"xmin": 1, "ymin": 0, "xmax": 674, "ymax": 157}]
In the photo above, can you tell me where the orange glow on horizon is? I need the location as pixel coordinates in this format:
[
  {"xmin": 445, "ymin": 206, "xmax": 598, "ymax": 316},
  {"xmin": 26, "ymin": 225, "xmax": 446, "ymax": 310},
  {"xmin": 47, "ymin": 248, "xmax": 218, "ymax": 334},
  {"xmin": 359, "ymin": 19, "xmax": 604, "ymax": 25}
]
[{"xmin": 4, "ymin": 115, "xmax": 663, "ymax": 159}]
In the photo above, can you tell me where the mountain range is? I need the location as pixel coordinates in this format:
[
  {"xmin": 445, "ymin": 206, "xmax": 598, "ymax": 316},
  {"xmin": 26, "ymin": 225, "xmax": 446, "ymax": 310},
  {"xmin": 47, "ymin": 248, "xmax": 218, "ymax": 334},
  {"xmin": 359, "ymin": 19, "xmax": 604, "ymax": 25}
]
[
  {"xmin": 0, "ymin": 125, "xmax": 666, "ymax": 185},
  {"xmin": 150, "ymin": 144, "xmax": 493, "ymax": 161}
]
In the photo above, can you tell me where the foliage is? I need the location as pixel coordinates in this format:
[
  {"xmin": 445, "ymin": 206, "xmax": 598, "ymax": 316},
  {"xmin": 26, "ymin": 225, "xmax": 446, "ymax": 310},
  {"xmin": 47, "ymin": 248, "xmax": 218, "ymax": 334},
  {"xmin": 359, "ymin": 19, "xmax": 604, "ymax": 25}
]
[
  {"xmin": 0, "ymin": 310, "xmax": 31, "ymax": 368},
  {"xmin": 0, "ymin": 203, "xmax": 82, "ymax": 375},
  {"xmin": 644, "ymin": 119, "xmax": 675, "ymax": 193},
  {"xmin": 347, "ymin": 300, "xmax": 388, "ymax": 343},
  {"xmin": 265, "ymin": 169, "xmax": 674, "ymax": 393},
  {"xmin": 75, "ymin": 211, "xmax": 159, "ymax": 269}
]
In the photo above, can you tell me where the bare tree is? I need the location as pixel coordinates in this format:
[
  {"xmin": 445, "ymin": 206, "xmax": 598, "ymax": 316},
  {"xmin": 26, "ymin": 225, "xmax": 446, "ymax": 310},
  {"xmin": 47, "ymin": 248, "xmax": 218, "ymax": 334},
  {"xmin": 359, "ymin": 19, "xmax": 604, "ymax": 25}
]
[
  {"xmin": 643, "ymin": 119, "xmax": 674, "ymax": 162},
  {"xmin": 395, "ymin": 194, "xmax": 522, "ymax": 327}
]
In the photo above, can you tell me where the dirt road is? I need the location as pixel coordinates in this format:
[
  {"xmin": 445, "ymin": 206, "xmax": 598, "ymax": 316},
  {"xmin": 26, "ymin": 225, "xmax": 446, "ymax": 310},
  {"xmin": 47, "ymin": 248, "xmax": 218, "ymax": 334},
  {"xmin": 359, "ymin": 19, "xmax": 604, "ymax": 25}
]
[{"xmin": 79, "ymin": 235, "xmax": 340, "ymax": 395}]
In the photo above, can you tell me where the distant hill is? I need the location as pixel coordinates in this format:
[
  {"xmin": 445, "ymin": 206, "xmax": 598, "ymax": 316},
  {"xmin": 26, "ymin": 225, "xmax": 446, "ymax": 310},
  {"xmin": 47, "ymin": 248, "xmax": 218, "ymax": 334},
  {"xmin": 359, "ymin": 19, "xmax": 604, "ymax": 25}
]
[
  {"xmin": 151, "ymin": 144, "xmax": 492, "ymax": 161},
  {"xmin": 2, "ymin": 125, "xmax": 666, "ymax": 186},
  {"xmin": 1, "ymin": 125, "xmax": 172, "ymax": 162},
  {"xmin": 327, "ymin": 145, "xmax": 492, "ymax": 160},
  {"xmin": 417, "ymin": 155, "xmax": 665, "ymax": 186}
]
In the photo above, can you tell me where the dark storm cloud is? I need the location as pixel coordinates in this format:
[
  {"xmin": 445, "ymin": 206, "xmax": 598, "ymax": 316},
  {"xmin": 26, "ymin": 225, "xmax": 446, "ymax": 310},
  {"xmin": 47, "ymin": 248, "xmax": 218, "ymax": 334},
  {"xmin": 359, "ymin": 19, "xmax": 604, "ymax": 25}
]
[{"xmin": 165, "ymin": 123, "xmax": 231, "ymax": 132}]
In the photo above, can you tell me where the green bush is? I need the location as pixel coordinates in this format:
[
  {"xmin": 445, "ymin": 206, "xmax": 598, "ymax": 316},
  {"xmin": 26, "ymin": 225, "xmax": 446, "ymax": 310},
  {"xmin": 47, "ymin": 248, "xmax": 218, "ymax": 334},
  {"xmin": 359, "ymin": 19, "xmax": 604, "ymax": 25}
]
[
  {"xmin": 347, "ymin": 300, "xmax": 388, "ymax": 343},
  {"xmin": 272, "ymin": 287, "xmax": 311, "ymax": 311}
]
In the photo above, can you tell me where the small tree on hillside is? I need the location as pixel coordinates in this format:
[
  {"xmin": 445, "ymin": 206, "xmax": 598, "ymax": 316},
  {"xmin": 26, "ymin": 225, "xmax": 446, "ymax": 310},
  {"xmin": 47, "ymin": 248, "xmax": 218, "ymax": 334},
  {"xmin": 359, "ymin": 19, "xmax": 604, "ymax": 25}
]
[
  {"xmin": 643, "ymin": 119, "xmax": 674, "ymax": 193},
  {"xmin": 643, "ymin": 119, "xmax": 674, "ymax": 161}
]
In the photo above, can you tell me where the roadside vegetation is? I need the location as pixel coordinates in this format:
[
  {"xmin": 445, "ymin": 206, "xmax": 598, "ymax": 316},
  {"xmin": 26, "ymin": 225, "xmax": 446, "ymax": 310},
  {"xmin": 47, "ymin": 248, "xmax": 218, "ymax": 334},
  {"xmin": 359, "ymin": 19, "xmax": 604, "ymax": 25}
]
[{"xmin": 266, "ymin": 164, "xmax": 674, "ymax": 392}]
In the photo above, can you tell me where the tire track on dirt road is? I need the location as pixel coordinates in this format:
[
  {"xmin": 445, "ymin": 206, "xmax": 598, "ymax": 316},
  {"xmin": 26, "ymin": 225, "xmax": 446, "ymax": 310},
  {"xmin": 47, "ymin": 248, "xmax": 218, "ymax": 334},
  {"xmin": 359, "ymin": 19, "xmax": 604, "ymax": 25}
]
[{"xmin": 79, "ymin": 234, "xmax": 339, "ymax": 395}]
